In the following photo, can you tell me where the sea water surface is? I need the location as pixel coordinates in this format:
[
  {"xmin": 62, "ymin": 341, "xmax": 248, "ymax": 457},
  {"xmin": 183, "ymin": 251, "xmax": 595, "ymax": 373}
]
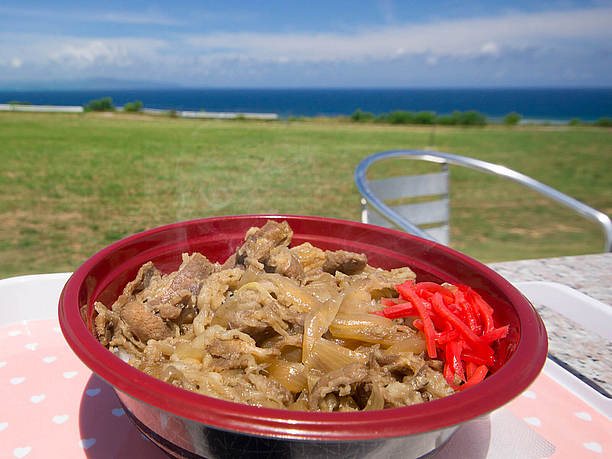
[{"xmin": 1, "ymin": 88, "xmax": 611, "ymax": 121}]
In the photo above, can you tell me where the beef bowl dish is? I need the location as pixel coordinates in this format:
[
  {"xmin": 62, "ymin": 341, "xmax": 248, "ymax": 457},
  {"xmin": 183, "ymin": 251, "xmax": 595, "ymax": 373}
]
[{"xmin": 59, "ymin": 215, "xmax": 547, "ymax": 459}]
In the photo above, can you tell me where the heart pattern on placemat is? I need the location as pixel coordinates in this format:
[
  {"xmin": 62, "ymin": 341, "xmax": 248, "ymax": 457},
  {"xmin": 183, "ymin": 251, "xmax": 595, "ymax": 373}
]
[
  {"xmin": 30, "ymin": 394, "xmax": 46, "ymax": 404},
  {"xmin": 79, "ymin": 438, "xmax": 96, "ymax": 450},
  {"xmin": 523, "ymin": 417, "xmax": 542, "ymax": 427},
  {"xmin": 574, "ymin": 411, "xmax": 592, "ymax": 421},
  {"xmin": 13, "ymin": 446, "xmax": 31, "ymax": 458},
  {"xmin": 52, "ymin": 415, "xmax": 69, "ymax": 424},
  {"xmin": 583, "ymin": 442, "xmax": 603, "ymax": 453}
]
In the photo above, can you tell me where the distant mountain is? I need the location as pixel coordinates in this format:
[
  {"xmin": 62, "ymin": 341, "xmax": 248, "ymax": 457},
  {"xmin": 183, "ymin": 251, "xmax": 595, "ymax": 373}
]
[{"xmin": 0, "ymin": 78, "xmax": 182, "ymax": 91}]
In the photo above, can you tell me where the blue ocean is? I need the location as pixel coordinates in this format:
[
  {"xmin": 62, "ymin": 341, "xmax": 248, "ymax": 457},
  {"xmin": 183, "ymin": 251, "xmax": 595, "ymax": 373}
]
[{"xmin": 1, "ymin": 88, "xmax": 611, "ymax": 121}]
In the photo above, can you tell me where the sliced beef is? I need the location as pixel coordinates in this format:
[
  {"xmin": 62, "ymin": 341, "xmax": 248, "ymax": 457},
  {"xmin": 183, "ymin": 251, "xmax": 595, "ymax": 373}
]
[
  {"xmin": 260, "ymin": 333, "xmax": 302, "ymax": 351},
  {"xmin": 374, "ymin": 352, "xmax": 454, "ymax": 402},
  {"xmin": 235, "ymin": 220, "xmax": 293, "ymax": 270},
  {"xmin": 193, "ymin": 267, "xmax": 244, "ymax": 334},
  {"xmin": 147, "ymin": 253, "xmax": 214, "ymax": 320},
  {"xmin": 219, "ymin": 252, "xmax": 237, "ymax": 270},
  {"xmin": 120, "ymin": 300, "xmax": 171, "ymax": 342},
  {"xmin": 212, "ymin": 283, "xmax": 304, "ymax": 340},
  {"xmin": 93, "ymin": 262, "xmax": 161, "ymax": 345},
  {"xmin": 290, "ymin": 242, "xmax": 327, "ymax": 274},
  {"xmin": 247, "ymin": 373, "xmax": 293, "ymax": 407},
  {"xmin": 97, "ymin": 255, "xmax": 213, "ymax": 344},
  {"xmin": 308, "ymin": 363, "xmax": 370, "ymax": 411},
  {"xmin": 113, "ymin": 262, "xmax": 161, "ymax": 314},
  {"xmin": 94, "ymin": 302, "xmax": 118, "ymax": 346},
  {"xmin": 266, "ymin": 246, "xmax": 304, "ymax": 279},
  {"xmin": 383, "ymin": 381, "xmax": 425, "ymax": 407},
  {"xmin": 375, "ymin": 351, "xmax": 425, "ymax": 376},
  {"xmin": 221, "ymin": 299, "xmax": 303, "ymax": 341},
  {"xmin": 206, "ymin": 336, "xmax": 279, "ymax": 362},
  {"xmin": 322, "ymin": 250, "xmax": 367, "ymax": 275},
  {"xmin": 205, "ymin": 331, "xmax": 281, "ymax": 371}
]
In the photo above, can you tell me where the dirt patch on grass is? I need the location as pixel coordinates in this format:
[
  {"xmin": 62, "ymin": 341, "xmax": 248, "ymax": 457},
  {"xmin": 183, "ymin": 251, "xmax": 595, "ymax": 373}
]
[
  {"xmin": 88, "ymin": 112, "xmax": 167, "ymax": 121},
  {"xmin": 505, "ymin": 223, "xmax": 584, "ymax": 236}
]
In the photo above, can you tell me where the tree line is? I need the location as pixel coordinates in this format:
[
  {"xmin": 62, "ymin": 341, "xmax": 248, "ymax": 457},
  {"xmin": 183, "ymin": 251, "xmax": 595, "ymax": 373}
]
[{"xmin": 7, "ymin": 97, "xmax": 610, "ymax": 126}]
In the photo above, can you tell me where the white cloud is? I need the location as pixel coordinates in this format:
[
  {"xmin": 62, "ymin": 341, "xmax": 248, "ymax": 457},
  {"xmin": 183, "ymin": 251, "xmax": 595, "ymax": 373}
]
[
  {"xmin": 480, "ymin": 42, "xmax": 500, "ymax": 57},
  {"xmin": 0, "ymin": 6, "xmax": 182, "ymax": 26},
  {"xmin": 0, "ymin": 34, "xmax": 168, "ymax": 70},
  {"xmin": 97, "ymin": 12, "xmax": 182, "ymax": 26},
  {"xmin": 49, "ymin": 38, "xmax": 166, "ymax": 67},
  {"xmin": 184, "ymin": 7, "xmax": 612, "ymax": 63},
  {"xmin": 10, "ymin": 57, "xmax": 22, "ymax": 68},
  {"xmin": 51, "ymin": 41, "xmax": 119, "ymax": 66}
]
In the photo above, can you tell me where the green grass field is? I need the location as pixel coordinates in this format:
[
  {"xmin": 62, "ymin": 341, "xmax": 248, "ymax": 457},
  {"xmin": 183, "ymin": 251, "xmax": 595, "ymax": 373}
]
[{"xmin": 1, "ymin": 112, "xmax": 611, "ymax": 278}]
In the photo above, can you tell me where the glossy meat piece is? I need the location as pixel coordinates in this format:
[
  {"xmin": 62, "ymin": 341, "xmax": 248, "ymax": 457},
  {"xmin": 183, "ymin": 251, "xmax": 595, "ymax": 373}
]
[{"xmin": 323, "ymin": 250, "xmax": 367, "ymax": 275}]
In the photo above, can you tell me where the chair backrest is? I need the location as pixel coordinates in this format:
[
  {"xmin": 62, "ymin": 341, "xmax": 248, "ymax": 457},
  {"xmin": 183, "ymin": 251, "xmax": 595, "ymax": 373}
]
[
  {"xmin": 355, "ymin": 150, "xmax": 612, "ymax": 252},
  {"xmin": 362, "ymin": 165, "xmax": 450, "ymax": 244}
]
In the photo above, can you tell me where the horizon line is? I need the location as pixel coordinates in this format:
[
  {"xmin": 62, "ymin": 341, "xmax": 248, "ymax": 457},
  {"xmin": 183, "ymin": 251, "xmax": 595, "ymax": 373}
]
[{"xmin": 2, "ymin": 85, "xmax": 612, "ymax": 91}]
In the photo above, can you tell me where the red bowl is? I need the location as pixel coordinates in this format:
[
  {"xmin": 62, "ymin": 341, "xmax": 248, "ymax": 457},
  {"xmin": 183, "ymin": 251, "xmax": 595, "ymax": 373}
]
[{"xmin": 59, "ymin": 215, "xmax": 547, "ymax": 458}]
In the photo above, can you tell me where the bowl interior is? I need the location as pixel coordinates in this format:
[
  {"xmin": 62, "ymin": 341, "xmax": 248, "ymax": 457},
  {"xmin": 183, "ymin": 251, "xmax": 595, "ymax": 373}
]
[{"xmin": 59, "ymin": 215, "xmax": 547, "ymax": 441}]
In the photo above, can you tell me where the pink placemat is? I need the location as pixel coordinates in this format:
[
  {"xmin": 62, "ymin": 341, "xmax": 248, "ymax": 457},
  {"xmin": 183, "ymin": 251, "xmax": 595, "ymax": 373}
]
[
  {"xmin": 506, "ymin": 372, "xmax": 609, "ymax": 457},
  {"xmin": 1, "ymin": 319, "xmax": 610, "ymax": 458},
  {"xmin": 1, "ymin": 319, "xmax": 164, "ymax": 459}
]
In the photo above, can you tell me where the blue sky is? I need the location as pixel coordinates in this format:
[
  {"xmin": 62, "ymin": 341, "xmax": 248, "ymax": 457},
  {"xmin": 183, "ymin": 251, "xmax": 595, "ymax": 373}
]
[{"xmin": 1, "ymin": 1, "xmax": 611, "ymax": 88}]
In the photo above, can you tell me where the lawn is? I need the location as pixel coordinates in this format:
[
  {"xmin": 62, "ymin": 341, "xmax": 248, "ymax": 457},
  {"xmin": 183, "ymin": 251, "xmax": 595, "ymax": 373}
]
[{"xmin": 1, "ymin": 112, "xmax": 610, "ymax": 278}]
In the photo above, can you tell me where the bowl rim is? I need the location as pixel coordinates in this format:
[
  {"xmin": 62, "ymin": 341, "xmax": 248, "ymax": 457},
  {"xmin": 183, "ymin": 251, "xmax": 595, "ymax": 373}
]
[{"xmin": 58, "ymin": 214, "xmax": 548, "ymax": 441}]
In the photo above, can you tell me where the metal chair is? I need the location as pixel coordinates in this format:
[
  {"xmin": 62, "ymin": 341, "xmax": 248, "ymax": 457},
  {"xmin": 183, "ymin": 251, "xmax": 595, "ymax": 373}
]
[{"xmin": 355, "ymin": 150, "xmax": 612, "ymax": 252}]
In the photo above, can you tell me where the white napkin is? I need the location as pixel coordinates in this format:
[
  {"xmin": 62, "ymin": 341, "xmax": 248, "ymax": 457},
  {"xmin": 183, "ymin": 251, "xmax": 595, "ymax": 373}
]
[{"xmin": 432, "ymin": 408, "xmax": 556, "ymax": 458}]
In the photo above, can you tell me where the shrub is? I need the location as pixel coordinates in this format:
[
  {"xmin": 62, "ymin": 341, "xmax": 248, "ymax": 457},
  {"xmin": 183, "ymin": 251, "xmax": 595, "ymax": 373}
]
[
  {"xmin": 435, "ymin": 111, "xmax": 460, "ymax": 125},
  {"xmin": 387, "ymin": 111, "xmax": 416, "ymax": 124},
  {"xmin": 413, "ymin": 111, "xmax": 436, "ymax": 125},
  {"xmin": 363, "ymin": 109, "xmax": 487, "ymax": 126},
  {"xmin": 350, "ymin": 109, "xmax": 375, "ymax": 122},
  {"xmin": 123, "ymin": 100, "xmax": 143, "ymax": 112},
  {"xmin": 568, "ymin": 118, "xmax": 581, "ymax": 126},
  {"xmin": 84, "ymin": 97, "xmax": 115, "ymax": 112},
  {"xmin": 594, "ymin": 117, "xmax": 612, "ymax": 127},
  {"xmin": 434, "ymin": 110, "xmax": 486, "ymax": 126},
  {"xmin": 503, "ymin": 112, "xmax": 522, "ymax": 125},
  {"xmin": 456, "ymin": 110, "xmax": 487, "ymax": 126}
]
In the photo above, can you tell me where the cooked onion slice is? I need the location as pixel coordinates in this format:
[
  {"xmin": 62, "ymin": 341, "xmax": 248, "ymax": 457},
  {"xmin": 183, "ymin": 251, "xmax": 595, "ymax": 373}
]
[
  {"xmin": 329, "ymin": 313, "xmax": 396, "ymax": 344},
  {"xmin": 385, "ymin": 333, "xmax": 427, "ymax": 355},
  {"xmin": 302, "ymin": 295, "xmax": 343, "ymax": 364},
  {"xmin": 306, "ymin": 338, "xmax": 367, "ymax": 373},
  {"xmin": 267, "ymin": 360, "xmax": 307, "ymax": 393}
]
